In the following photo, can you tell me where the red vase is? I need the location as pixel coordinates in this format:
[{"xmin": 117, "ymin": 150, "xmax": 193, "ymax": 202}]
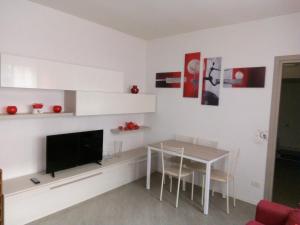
[
  {"xmin": 53, "ymin": 105, "xmax": 62, "ymax": 113},
  {"xmin": 6, "ymin": 106, "xmax": 17, "ymax": 115},
  {"xmin": 131, "ymin": 85, "xmax": 139, "ymax": 94}
]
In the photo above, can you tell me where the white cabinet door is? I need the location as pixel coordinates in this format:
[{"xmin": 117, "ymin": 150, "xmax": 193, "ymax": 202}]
[
  {"xmin": 75, "ymin": 91, "xmax": 156, "ymax": 116},
  {"xmin": 0, "ymin": 54, "xmax": 124, "ymax": 92}
]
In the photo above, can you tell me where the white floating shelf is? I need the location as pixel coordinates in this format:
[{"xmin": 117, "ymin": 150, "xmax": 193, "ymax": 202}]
[
  {"xmin": 0, "ymin": 112, "xmax": 74, "ymax": 120},
  {"xmin": 110, "ymin": 126, "xmax": 150, "ymax": 134}
]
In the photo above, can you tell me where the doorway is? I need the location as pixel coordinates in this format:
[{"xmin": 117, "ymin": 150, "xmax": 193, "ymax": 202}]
[
  {"xmin": 264, "ymin": 55, "xmax": 300, "ymax": 206},
  {"xmin": 273, "ymin": 64, "xmax": 300, "ymax": 207}
]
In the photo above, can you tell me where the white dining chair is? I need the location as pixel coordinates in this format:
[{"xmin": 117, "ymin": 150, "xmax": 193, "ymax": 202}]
[
  {"xmin": 201, "ymin": 148, "xmax": 240, "ymax": 214},
  {"xmin": 170, "ymin": 135, "xmax": 196, "ymax": 190},
  {"xmin": 159, "ymin": 143, "xmax": 195, "ymax": 208},
  {"xmin": 196, "ymin": 138, "xmax": 218, "ymax": 148},
  {"xmin": 183, "ymin": 138, "xmax": 218, "ymax": 177},
  {"xmin": 175, "ymin": 134, "xmax": 197, "ymax": 144}
]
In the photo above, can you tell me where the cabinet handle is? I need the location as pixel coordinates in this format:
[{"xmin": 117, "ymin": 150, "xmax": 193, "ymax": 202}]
[{"xmin": 50, "ymin": 172, "xmax": 103, "ymax": 190}]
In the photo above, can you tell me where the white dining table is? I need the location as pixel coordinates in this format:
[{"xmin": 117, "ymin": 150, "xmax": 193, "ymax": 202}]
[{"xmin": 146, "ymin": 139, "xmax": 229, "ymax": 215}]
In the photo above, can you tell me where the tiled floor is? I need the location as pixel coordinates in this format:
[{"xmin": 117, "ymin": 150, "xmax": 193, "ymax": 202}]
[{"xmin": 28, "ymin": 173, "xmax": 255, "ymax": 225}]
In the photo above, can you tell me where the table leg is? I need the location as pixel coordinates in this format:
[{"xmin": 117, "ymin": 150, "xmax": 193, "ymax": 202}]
[
  {"xmin": 204, "ymin": 162, "xmax": 211, "ymax": 215},
  {"xmin": 146, "ymin": 147, "xmax": 151, "ymax": 189}
]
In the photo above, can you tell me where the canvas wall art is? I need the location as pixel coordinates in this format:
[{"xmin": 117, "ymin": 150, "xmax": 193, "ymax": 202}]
[
  {"xmin": 201, "ymin": 57, "xmax": 222, "ymax": 106},
  {"xmin": 223, "ymin": 67, "xmax": 266, "ymax": 88},
  {"xmin": 183, "ymin": 52, "xmax": 201, "ymax": 97},
  {"xmin": 155, "ymin": 72, "xmax": 181, "ymax": 88}
]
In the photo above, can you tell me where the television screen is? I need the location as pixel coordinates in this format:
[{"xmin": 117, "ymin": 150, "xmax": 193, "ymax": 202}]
[{"xmin": 46, "ymin": 130, "xmax": 103, "ymax": 176}]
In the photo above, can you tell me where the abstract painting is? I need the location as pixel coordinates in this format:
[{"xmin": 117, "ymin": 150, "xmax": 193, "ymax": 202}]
[
  {"xmin": 156, "ymin": 72, "xmax": 181, "ymax": 88},
  {"xmin": 223, "ymin": 67, "xmax": 266, "ymax": 88},
  {"xmin": 183, "ymin": 52, "xmax": 201, "ymax": 97},
  {"xmin": 201, "ymin": 57, "xmax": 222, "ymax": 106}
]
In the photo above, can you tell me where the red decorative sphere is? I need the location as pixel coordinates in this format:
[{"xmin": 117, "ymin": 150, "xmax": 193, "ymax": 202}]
[
  {"xmin": 6, "ymin": 106, "xmax": 17, "ymax": 115},
  {"xmin": 53, "ymin": 105, "xmax": 62, "ymax": 113},
  {"xmin": 131, "ymin": 85, "xmax": 139, "ymax": 94}
]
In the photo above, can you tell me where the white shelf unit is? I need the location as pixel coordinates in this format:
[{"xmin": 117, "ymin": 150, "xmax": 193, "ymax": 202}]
[
  {"xmin": 110, "ymin": 126, "xmax": 150, "ymax": 134},
  {"xmin": 0, "ymin": 53, "xmax": 124, "ymax": 92},
  {"xmin": 0, "ymin": 112, "xmax": 74, "ymax": 120},
  {"xmin": 3, "ymin": 148, "xmax": 157, "ymax": 225},
  {"xmin": 0, "ymin": 53, "xmax": 156, "ymax": 117},
  {"xmin": 65, "ymin": 91, "xmax": 156, "ymax": 116}
]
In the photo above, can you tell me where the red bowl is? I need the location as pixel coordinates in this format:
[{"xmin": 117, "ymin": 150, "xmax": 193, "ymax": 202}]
[
  {"xmin": 32, "ymin": 103, "xmax": 43, "ymax": 109},
  {"xmin": 53, "ymin": 105, "xmax": 62, "ymax": 113},
  {"xmin": 6, "ymin": 106, "xmax": 17, "ymax": 115}
]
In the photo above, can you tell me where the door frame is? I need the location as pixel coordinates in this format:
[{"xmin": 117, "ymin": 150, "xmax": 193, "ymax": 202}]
[{"xmin": 264, "ymin": 55, "xmax": 300, "ymax": 200}]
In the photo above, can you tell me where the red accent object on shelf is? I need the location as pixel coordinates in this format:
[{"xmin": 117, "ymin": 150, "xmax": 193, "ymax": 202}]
[
  {"xmin": 32, "ymin": 103, "xmax": 43, "ymax": 109},
  {"xmin": 126, "ymin": 122, "xmax": 135, "ymax": 130},
  {"xmin": 53, "ymin": 105, "xmax": 62, "ymax": 113},
  {"xmin": 130, "ymin": 85, "xmax": 139, "ymax": 94},
  {"xmin": 125, "ymin": 121, "xmax": 140, "ymax": 130},
  {"xmin": 6, "ymin": 106, "xmax": 17, "ymax": 115},
  {"xmin": 117, "ymin": 122, "xmax": 140, "ymax": 131}
]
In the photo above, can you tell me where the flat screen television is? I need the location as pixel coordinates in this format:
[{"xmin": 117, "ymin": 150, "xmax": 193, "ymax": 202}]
[{"xmin": 46, "ymin": 130, "xmax": 103, "ymax": 177}]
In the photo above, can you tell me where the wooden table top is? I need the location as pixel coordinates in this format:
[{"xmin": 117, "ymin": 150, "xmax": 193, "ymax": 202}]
[{"xmin": 148, "ymin": 139, "xmax": 229, "ymax": 163}]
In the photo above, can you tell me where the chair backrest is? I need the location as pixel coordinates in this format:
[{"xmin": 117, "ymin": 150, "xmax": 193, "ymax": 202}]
[
  {"xmin": 228, "ymin": 148, "xmax": 240, "ymax": 177},
  {"xmin": 160, "ymin": 143, "xmax": 185, "ymax": 177},
  {"xmin": 175, "ymin": 134, "xmax": 196, "ymax": 144},
  {"xmin": 196, "ymin": 138, "xmax": 218, "ymax": 148}
]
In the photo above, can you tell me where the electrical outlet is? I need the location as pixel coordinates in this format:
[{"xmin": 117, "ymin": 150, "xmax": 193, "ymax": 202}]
[{"xmin": 251, "ymin": 181, "xmax": 261, "ymax": 189}]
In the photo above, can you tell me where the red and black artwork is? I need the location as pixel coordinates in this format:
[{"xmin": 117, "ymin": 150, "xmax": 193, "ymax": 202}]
[
  {"xmin": 223, "ymin": 67, "xmax": 266, "ymax": 88},
  {"xmin": 155, "ymin": 72, "xmax": 181, "ymax": 88},
  {"xmin": 201, "ymin": 57, "xmax": 222, "ymax": 106},
  {"xmin": 183, "ymin": 52, "xmax": 201, "ymax": 97}
]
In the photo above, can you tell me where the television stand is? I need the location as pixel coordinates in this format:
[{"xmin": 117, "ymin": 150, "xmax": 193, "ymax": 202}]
[
  {"xmin": 51, "ymin": 172, "xmax": 55, "ymax": 178},
  {"xmin": 96, "ymin": 161, "xmax": 102, "ymax": 166},
  {"xmin": 3, "ymin": 147, "xmax": 155, "ymax": 225}
]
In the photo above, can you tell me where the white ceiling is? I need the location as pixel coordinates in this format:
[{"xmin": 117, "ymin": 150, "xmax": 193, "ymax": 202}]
[{"xmin": 30, "ymin": 0, "xmax": 300, "ymax": 40}]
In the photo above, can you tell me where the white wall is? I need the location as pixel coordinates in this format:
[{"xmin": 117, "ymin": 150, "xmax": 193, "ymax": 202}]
[
  {"xmin": 145, "ymin": 13, "xmax": 300, "ymax": 204},
  {"xmin": 0, "ymin": 0, "xmax": 147, "ymax": 179}
]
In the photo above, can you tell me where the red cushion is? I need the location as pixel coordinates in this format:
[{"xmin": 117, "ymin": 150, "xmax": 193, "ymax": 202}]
[
  {"xmin": 246, "ymin": 220, "xmax": 265, "ymax": 225},
  {"xmin": 285, "ymin": 209, "xmax": 300, "ymax": 225}
]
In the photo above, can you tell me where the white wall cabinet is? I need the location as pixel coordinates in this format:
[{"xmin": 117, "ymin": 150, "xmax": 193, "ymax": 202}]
[
  {"xmin": 66, "ymin": 91, "xmax": 156, "ymax": 116},
  {"xmin": 0, "ymin": 53, "xmax": 124, "ymax": 92}
]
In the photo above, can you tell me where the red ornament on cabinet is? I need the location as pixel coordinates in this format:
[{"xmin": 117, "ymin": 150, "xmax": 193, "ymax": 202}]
[
  {"xmin": 130, "ymin": 85, "xmax": 139, "ymax": 94},
  {"xmin": 32, "ymin": 103, "xmax": 44, "ymax": 114},
  {"xmin": 53, "ymin": 105, "xmax": 62, "ymax": 113},
  {"xmin": 32, "ymin": 103, "xmax": 43, "ymax": 109},
  {"xmin": 6, "ymin": 106, "xmax": 17, "ymax": 115}
]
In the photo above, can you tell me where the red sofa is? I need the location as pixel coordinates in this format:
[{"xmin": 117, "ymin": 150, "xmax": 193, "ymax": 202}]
[{"xmin": 246, "ymin": 200, "xmax": 300, "ymax": 225}]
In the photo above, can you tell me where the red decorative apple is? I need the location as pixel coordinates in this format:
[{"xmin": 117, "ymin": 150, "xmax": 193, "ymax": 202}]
[
  {"xmin": 53, "ymin": 105, "xmax": 62, "ymax": 113},
  {"xmin": 6, "ymin": 106, "xmax": 17, "ymax": 115}
]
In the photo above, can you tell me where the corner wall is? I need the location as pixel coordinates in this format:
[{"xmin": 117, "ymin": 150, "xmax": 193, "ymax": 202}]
[{"xmin": 145, "ymin": 13, "xmax": 300, "ymax": 204}]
